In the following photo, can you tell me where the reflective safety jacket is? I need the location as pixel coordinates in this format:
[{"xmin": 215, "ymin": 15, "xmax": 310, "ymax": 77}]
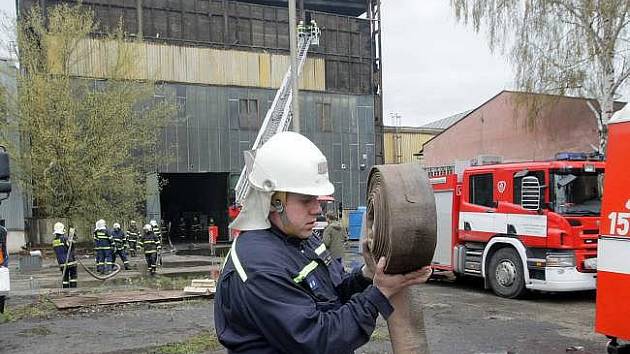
[
  {"xmin": 139, "ymin": 231, "xmax": 159, "ymax": 254},
  {"xmin": 111, "ymin": 229, "xmax": 128, "ymax": 250},
  {"xmin": 214, "ymin": 228, "xmax": 393, "ymax": 354},
  {"xmin": 127, "ymin": 226, "xmax": 139, "ymax": 242},
  {"xmin": 152, "ymin": 226, "xmax": 162, "ymax": 249},
  {"xmin": 53, "ymin": 234, "xmax": 76, "ymax": 266},
  {"xmin": 93, "ymin": 229, "xmax": 114, "ymax": 250}
]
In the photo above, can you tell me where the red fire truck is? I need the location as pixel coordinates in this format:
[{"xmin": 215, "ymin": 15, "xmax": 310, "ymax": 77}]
[
  {"xmin": 428, "ymin": 155, "xmax": 605, "ymax": 298},
  {"xmin": 595, "ymin": 103, "xmax": 630, "ymax": 353}
]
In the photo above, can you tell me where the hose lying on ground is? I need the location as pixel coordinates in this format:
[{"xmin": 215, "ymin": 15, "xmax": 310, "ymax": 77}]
[
  {"xmin": 61, "ymin": 232, "xmax": 122, "ymax": 286},
  {"xmin": 366, "ymin": 163, "xmax": 437, "ymax": 353}
]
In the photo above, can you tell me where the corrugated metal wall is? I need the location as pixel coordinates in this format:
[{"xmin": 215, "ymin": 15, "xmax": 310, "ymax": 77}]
[
  {"xmin": 69, "ymin": 39, "xmax": 326, "ymax": 91},
  {"xmin": 383, "ymin": 131, "xmax": 434, "ymax": 164},
  {"xmin": 154, "ymin": 83, "xmax": 374, "ymax": 208}
]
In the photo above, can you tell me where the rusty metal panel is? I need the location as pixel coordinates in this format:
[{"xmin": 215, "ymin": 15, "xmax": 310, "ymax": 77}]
[
  {"xmin": 71, "ymin": 39, "xmax": 325, "ymax": 90},
  {"xmin": 21, "ymin": 0, "xmax": 375, "ymax": 95}
]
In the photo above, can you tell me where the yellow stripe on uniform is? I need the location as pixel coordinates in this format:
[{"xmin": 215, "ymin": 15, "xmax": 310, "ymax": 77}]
[
  {"xmin": 314, "ymin": 243, "xmax": 326, "ymax": 256},
  {"xmin": 293, "ymin": 261, "xmax": 318, "ymax": 283}
]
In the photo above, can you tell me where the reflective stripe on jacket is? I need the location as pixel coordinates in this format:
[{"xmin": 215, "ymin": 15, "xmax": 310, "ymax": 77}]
[
  {"xmin": 93, "ymin": 229, "xmax": 113, "ymax": 250},
  {"xmin": 53, "ymin": 234, "xmax": 76, "ymax": 265}
]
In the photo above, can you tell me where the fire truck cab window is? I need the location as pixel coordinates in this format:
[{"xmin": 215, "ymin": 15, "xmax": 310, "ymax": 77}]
[
  {"xmin": 470, "ymin": 173, "xmax": 494, "ymax": 207},
  {"xmin": 514, "ymin": 171, "xmax": 545, "ymax": 205}
]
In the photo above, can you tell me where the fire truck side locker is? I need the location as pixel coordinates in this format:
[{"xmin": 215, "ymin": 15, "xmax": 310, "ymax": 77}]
[
  {"xmin": 430, "ymin": 174, "xmax": 460, "ymax": 272},
  {"xmin": 596, "ymin": 104, "xmax": 630, "ymax": 351}
]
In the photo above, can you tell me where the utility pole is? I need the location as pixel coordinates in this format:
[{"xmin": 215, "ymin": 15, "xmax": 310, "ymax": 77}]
[{"xmin": 288, "ymin": 0, "xmax": 300, "ymax": 132}]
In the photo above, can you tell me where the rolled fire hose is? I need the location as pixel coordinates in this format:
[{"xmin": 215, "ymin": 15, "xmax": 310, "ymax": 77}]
[{"xmin": 366, "ymin": 163, "xmax": 437, "ymax": 354}]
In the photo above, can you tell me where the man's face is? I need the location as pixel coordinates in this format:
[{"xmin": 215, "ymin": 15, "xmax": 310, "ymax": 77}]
[{"xmin": 274, "ymin": 193, "xmax": 322, "ymax": 239}]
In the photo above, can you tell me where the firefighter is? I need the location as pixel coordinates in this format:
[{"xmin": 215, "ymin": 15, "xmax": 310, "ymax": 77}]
[
  {"xmin": 214, "ymin": 132, "xmax": 431, "ymax": 353},
  {"xmin": 176, "ymin": 216, "xmax": 187, "ymax": 239},
  {"xmin": 297, "ymin": 20, "xmax": 306, "ymax": 37},
  {"xmin": 150, "ymin": 219, "xmax": 162, "ymax": 265},
  {"xmin": 126, "ymin": 220, "xmax": 139, "ymax": 257},
  {"xmin": 52, "ymin": 222, "xmax": 77, "ymax": 288},
  {"xmin": 111, "ymin": 223, "xmax": 130, "ymax": 270},
  {"xmin": 191, "ymin": 216, "xmax": 202, "ymax": 242},
  {"xmin": 139, "ymin": 224, "xmax": 158, "ymax": 275},
  {"xmin": 322, "ymin": 211, "xmax": 348, "ymax": 263},
  {"xmin": 149, "ymin": 220, "xmax": 161, "ymax": 249},
  {"xmin": 160, "ymin": 219, "xmax": 169, "ymax": 246},
  {"xmin": 93, "ymin": 219, "xmax": 114, "ymax": 274}
]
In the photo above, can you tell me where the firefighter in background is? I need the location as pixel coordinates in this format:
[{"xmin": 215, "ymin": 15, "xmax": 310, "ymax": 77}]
[
  {"xmin": 150, "ymin": 220, "xmax": 162, "ymax": 249},
  {"xmin": 297, "ymin": 20, "xmax": 306, "ymax": 36},
  {"xmin": 52, "ymin": 222, "xmax": 77, "ymax": 288},
  {"xmin": 93, "ymin": 219, "xmax": 114, "ymax": 274},
  {"xmin": 191, "ymin": 216, "xmax": 202, "ymax": 242},
  {"xmin": 322, "ymin": 211, "xmax": 348, "ymax": 263},
  {"xmin": 228, "ymin": 202, "xmax": 241, "ymax": 240},
  {"xmin": 176, "ymin": 216, "xmax": 187, "ymax": 239},
  {"xmin": 150, "ymin": 219, "xmax": 162, "ymax": 265},
  {"xmin": 140, "ymin": 224, "xmax": 159, "ymax": 275},
  {"xmin": 160, "ymin": 219, "xmax": 169, "ymax": 246},
  {"xmin": 111, "ymin": 223, "xmax": 130, "ymax": 270},
  {"xmin": 126, "ymin": 220, "xmax": 139, "ymax": 257}
]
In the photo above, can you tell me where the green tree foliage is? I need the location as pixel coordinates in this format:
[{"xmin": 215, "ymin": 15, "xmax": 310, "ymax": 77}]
[
  {"xmin": 0, "ymin": 4, "xmax": 176, "ymax": 227},
  {"xmin": 451, "ymin": 0, "xmax": 630, "ymax": 152}
]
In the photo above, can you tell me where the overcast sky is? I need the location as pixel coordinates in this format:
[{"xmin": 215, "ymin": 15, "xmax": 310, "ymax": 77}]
[
  {"xmin": 381, "ymin": 0, "xmax": 515, "ymax": 126},
  {"xmin": 0, "ymin": 0, "xmax": 516, "ymax": 127}
]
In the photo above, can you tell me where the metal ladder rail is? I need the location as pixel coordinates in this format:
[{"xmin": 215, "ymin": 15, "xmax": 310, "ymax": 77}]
[{"xmin": 234, "ymin": 33, "xmax": 314, "ymax": 203}]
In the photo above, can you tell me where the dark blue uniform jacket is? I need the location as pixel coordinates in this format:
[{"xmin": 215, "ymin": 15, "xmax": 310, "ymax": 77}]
[{"xmin": 214, "ymin": 227, "xmax": 393, "ymax": 354}]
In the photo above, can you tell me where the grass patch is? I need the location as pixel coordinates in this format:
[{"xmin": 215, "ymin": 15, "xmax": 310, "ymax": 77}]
[
  {"xmin": 154, "ymin": 330, "xmax": 221, "ymax": 354},
  {"xmin": 370, "ymin": 328, "xmax": 390, "ymax": 342},
  {"xmin": 0, "ymin": 296, "xmax": 56, "ymax": 323}
]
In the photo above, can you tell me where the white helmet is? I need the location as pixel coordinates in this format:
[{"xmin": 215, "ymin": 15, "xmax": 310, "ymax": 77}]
[
  {"xmin": 95, "ymin": 219, "xmax": 106, "ymax": 230},
  {"xmin": 143, "ymin": 224, "xmax": 152, "ymax": 232},
  {"xmin": 53, "ymin": 222, "xmax": 65, "ymax": 235},
  {"xmin": 113, "ymin": 223, "xmax": 121, "ymax": 230},
  {"xmin": 150, "ymin": 219, "xmax": 158, "ymax": 227},
  {"xmin": 248, "ymin": 132, "xmax": 334, "ymax": 196}
]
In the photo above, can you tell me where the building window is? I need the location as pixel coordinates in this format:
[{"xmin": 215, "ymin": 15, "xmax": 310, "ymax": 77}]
[
  {"xmin": 470, "ymin": 173, "xmax": 494, "ymax": 207},
  {"xmin": 93, "ymin": 79, "xmax": 107, "ymax": 92},
  {"xmin": 238, "ymin": 98, "xmax": 259, "ymax": 130},
  {"xmin": 317, "ymin": 102, "xmax": 332, "ymax": 132}
]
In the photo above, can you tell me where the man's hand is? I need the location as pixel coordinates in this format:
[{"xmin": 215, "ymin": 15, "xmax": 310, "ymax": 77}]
[
  {"xmin": 361, "ymin": 237, "xmax": 376, "ymax": 280},
  {"xmin": 373, "ymin": 257, "xmax": 432, "ymax": 299}
]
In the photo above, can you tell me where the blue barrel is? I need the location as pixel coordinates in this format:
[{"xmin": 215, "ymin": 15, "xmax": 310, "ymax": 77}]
[{"xmin": 348, "ymin": 208, "xmax": 366, "ymax": 240}]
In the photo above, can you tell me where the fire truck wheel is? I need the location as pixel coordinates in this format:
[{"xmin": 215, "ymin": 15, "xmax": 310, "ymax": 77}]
[{"xmin": 488, "ymin": 247, "xmax": 526, "ymax": 299}]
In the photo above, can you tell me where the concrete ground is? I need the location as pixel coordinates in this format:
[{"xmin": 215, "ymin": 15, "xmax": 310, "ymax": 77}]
[{"xmin": 0, "ymin": 242, "xmax": 610, "ymax": 354}]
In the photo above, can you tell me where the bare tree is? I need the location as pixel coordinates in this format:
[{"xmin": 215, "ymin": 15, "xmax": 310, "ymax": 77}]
[{"xmin": 451, "ymin": 0, "xmax": 630, "ymax": 153}]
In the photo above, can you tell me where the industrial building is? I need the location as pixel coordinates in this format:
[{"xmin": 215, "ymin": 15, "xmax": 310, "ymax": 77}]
[
  {"xmin": 19, "ymin": 0, "xmax": 384, "ymax": 241},
  {"xmin": 422, "ymin": 91, "xmax": 626, "ymax": 167}
]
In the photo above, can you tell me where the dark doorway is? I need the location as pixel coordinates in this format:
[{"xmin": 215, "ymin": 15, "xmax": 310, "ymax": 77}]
[{"xmin": 160, "ymin": 173, "xmax": 230, "ymax": 243}]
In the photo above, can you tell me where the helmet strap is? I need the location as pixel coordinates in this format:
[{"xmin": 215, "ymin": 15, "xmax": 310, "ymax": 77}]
[{"xmin": 271, "ymin": 192, "xmax": 301, "ymax": 237}]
